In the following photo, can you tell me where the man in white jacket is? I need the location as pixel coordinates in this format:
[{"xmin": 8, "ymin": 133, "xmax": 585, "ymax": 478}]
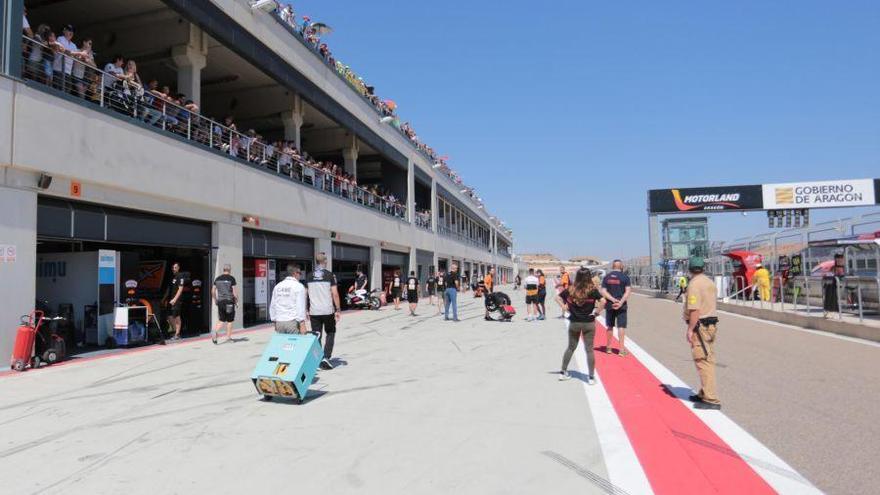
[{"xmin": 269, "ymin": 264, "xmax": 307, "ymax": 334}]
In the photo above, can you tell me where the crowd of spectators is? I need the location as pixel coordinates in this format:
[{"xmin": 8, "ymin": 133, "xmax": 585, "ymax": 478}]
[
  {"xmin": 267, "ymin": 2, "xmax": 484, "ymax": 208},
  {"xmin": 21, "ymin": 12, "xmax": 407, "ymax": 221}
]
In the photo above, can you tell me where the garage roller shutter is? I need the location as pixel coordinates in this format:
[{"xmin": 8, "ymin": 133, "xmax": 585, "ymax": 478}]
[{"xmin": 332, "ymin": 243, "xmax": 370, "ymax": 263}]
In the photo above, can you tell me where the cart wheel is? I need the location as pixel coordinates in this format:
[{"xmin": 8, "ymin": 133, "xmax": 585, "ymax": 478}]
[
  {"xmin": 30, "ymin": 356, "xmax": 41, "ymax": 369},
  {"xmin": 43, "ymin": 350, "xmax": 58, "ymax": 364},
  {"xmin": 12, "ymin": 360, "xmax": 25, "ymax": 372},
  {"xmin": 370, "ymin": 298, "xmax": 381, "ymax": 311},
  {"xmin": 261, "ymin": 395, "xmax": 273, "ymax": 402}
]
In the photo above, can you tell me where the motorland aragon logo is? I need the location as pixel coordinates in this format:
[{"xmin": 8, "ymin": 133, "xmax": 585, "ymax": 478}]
[{"xmin": 671, "ymin": 189, "xmax": 742, "ymax": 211}]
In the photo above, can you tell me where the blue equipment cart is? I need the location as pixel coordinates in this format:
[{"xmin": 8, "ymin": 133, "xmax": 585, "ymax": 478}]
[{"xmin": 251, "ymin": 333, "xmax": 323, "ymax": 403}]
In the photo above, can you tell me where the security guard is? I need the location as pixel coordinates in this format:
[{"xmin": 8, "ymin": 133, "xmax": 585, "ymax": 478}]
[{"xmin": 682, "ymin": 256, "xmax": 721, "ymax": 410}]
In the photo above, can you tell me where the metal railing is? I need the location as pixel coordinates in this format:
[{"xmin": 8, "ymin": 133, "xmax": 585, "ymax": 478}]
[
  {"xmin": 414, "ymin": 212, "xmax": 432, "ymax": 231},
  {"xmin": 437, "ymin": 226, "xmax": 492, "ymax": 251},
  {"xmin": 21, "ymin": 35, "xmax": 407, "ymax": 222}
]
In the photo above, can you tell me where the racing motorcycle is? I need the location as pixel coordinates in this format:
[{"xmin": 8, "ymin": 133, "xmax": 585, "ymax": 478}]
[{"xmin": 346, "ymin": 288, "xmax": 382, "ymax": 310}]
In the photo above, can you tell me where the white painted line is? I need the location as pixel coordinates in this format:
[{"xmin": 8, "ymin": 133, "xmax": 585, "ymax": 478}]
[
  {"xmin": 623, "ymin": 336, "xmax": 822, "ymax": 495},
  {"xmin": 632, "ymin": 292, "xmax": 880, "ymax": 348},
  {"xmin": 572, "ymin": 334, "xmax": 654, "ymax": 495}
]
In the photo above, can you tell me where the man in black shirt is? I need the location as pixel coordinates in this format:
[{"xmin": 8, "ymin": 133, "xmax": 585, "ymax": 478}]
[
  {"xmin": 388, "ymin": 269, "xmax": 403, "ymax": 310},
  {"xmin": 444, "ymin": 264, "xmax": 461, "ymax": 321},
  {"xmin": 163, "ymin": 262, "xmax": 187, "ymax": 341},
  {"xmin": 406, "ymin": 271, "xmax": 419, "ymax": 316},
  {"xmin": 435, "ymin": 270, "xmax": 447, "ymax": 315},
  {"xmin": 211, "ymin": 264, "xmax": 238, "ymax": 344},
  {"xmin": 426, "ymin": 273, "xmax": 437, "ymax": 306}
]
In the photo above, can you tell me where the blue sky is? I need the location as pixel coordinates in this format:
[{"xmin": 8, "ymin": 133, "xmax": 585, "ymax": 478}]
[{"xmin": 292, "ymin": 0, "xmax": 880, "ymax": 259}]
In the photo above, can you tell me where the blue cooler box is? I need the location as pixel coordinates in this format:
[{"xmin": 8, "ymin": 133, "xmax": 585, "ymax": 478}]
[{"xmin": 251, "ymin": 333, "xmax": 323, "ymax": 402}]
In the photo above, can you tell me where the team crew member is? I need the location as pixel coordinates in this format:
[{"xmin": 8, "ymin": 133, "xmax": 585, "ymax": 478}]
[
  {"xmin": 163, "ymin": 262, "xmax": 187, "ymax": 341},
  {"xmin": 556, "ymin": 266, "xmax": 571, "ymax": 318},
  {"xmin": 536, "ymin": 269, "xmax": 547, "ymax": 320},
  {"xmin": 435, "ymin": 270, "xmax": 447, "ymax": 315},
  {"xmin": 269, "ymin": 265, "xmax": 307, "ymax": 335},
  {"xmin": 483, "ymin": 268, "xmax": 496, "ymax": 321},
  {"xmin": 754, "ymin": 263, "xmax": 771, "ymax": 302},
  {"xmin": 523, "ymin": 269, "xmax": 540, "ymax": 321},
  {"xmin": 600, "ymin": 260, "xmax": 632, "ymax": 356},
  {"xmin": 674, "ymin": 272, "xmax": 688, "ymax": 302},
  {"xmin": 683, "ymin": 256, "xmax": 721, "ymax": 410},
  {"xmin": 388, "ymin": 269, "xmax": 403, "ymax": 310},
  {"xmin": 211, "ymin": 264, "xmax": 238, "ymax": 344},
  {"xmin": 426, "ymin": 273, "xmax": 437, "ymax": 306},
  {"xmin": 444, "ymin": 264, "xmax": 461, "ymax": 321},
  {"xmin": 405, "ymin": 271, "xmax": 420, "ymax": 316},
  {"xmin": 305, "ymin": 253, "xmax": 341, "ymax": 370},
  {"xmin": 556, "ymin": 268, "xmax": 604, "ymax": 383}
]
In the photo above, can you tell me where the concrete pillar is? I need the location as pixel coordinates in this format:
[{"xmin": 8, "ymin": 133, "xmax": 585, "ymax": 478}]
[
  {"xmin": 211, "ymin": 222, "xmax": 243, "ymax": 330},
  {"xmin": 281, "ymin": 94, "xmax": 305, "ymax": 149},
  {"xmin": 430, "ymin": 178, "xmax": 438, "ymax": 232},
  {"xmin": 0, "ymin": 187, "xmax": 38, "ymax": 365},
  {"xmin": 171, "ymin": 24, "xmax": 208, "ymax": 106},
  {"xmin": 370, "ymin": 245, "xmax": 383, "ymax": 292},
  {"xmin": 408, "ymin": 247, "xmax": 417, "ymax": 278},
  {"xmin": 315, "ymin": 237, "xmax": 333, "ymax": 272},
  {"xmin": 342, "ymin": 137, "xmax": 358, "ymax": 179},
  {"xmin": 406, "ymin": 159, "xmax": 415, "ymax": 224},
  {"xmin": 648, "ymin": 214, "xmax": 661, "ymax": 276}
]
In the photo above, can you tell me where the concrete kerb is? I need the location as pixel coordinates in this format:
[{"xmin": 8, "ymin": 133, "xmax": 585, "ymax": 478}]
[{"xmin": 632, "ymin": 287, "xmax": 879, "ymax": 343}]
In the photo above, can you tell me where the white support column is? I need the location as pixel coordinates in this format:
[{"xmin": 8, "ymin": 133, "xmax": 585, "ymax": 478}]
[
  {"xmin": 0, "ymin": 186, "xmax": 38, "ymax": 364},
  {"xmin": 315, "ymin": 237, "xmax": 333, "ymax": 272},
  {"xmin": 281, "ymin": 94, "xmax": 305, "ymax": 149},
  {"xmin": 370, "ymin": 246, "xmax": 383, "ymax": 291},
  {"xmin": 342, "ymin": 134, "xmax": 358, "ymax": 180},
  {"xmin": 211, "ymin": 222, "xmax": 243, "ymax": 330},
  {"xmin": 430, "ymin": 178, "xmax": 438, "ymax": 233},
  {"xmin": 406, "ymin": 159, "xmax": 415, "ymax": 224},
  {"xmin": 171, "ymin": 23, "xmax": 208, "ymax": 106},
  {"xmin": 408, "ymin": 247, "xmax": 417, "ymax": 278}
]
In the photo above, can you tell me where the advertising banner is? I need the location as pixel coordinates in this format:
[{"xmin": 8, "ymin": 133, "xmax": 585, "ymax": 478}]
[
  {"xmin": 255, "ymin": 259, "xmax": 268, "ymax": 306},
  {"xmin": 762, "ymin": 179, "xmax": 876, "ymax": 210},
  {"xmin": 648, "ymin": 185, "xmax": 764, "ymax": 213}
]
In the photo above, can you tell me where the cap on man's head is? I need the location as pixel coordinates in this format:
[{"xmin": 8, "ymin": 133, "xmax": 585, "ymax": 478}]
[
  {"xmin": 688, "ymin": 256, "xmax": 705, "ymax": 270},
  {"xmin": 63, "ymin": 24, "xmax": 74, "ymax": 32}
]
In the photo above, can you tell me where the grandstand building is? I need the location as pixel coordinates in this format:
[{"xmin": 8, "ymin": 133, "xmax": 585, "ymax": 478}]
[{"xmin": 0, "ymin": 0, "xmax": 515, "ymax": 360}]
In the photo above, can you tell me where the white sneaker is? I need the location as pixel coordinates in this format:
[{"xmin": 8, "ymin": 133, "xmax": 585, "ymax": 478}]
[{"xmin": 558, "ymin": 371, "xmax": 571, "ymax": 381}]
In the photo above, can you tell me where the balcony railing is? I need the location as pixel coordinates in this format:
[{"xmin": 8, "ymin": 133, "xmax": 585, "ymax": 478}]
[
  {"xmin": 415, "ymin": 211, "xmax": 432, "ymax": 231},
  {"xmin": 438, "ymin": 226, "xmax": 491, "ymax": 251},
  {"xmin": 20, "ymin": 35, "xmax": 407, "ymax": 222}
]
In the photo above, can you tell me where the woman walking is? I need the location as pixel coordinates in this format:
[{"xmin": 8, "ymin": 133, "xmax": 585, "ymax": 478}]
[{"xmin": 557, "ymin": 268, "xmax": 605, "ymax": 384}]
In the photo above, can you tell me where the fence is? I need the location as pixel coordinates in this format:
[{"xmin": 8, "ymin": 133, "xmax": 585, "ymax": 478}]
[{"xmin": 21, "ymin": 35, "xmax": 408, "ymax": 222}]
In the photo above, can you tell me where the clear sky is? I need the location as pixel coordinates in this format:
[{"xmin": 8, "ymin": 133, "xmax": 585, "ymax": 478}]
[{"xmin": 291, "ymin": 0, "xmax": 880, "ymax": 259}]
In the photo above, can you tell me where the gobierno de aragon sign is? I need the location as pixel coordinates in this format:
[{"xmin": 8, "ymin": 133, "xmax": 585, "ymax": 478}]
[{"xmin": 648, "ymin": 178, "xmax": 880, "ymax": 214}]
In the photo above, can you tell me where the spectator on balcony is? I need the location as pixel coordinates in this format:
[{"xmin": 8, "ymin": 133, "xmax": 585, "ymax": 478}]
[
  {"xmin": 26, "ymin": 24, "xmax": 54, "ymax": 84},
  {"xmin": 279, "ymin": 4, "xmax": 295, "ymax": 27},
  {"xmin": 300, "ymin": 15, "xmax": 311, "ymax": 35},
  {"xmin": 23, "ymin": 7, "xmax": 33, "ymax": 38},
  {"xmin": 52, "ymin": 25, "xmax": 79, "ymax": 92},
  {"xmin": 139, "ymin": 79, "xmax": 163, "ymax": 125},
  {"xmin": 71, "ymin": 38, "xmax": 95, "ymax": 99}
]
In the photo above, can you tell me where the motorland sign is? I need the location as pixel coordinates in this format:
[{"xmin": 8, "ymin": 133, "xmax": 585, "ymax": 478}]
[
  {"xmin": 762, "ymin": 179, "xmax": 876, "ymax": 210},
  {"xmin": 648, "ymin": 185, "xmax": 764, "ymax": 213}
]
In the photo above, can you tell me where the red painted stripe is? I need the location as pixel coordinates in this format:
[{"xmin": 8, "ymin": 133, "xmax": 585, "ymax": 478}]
[
  {"xmin": 592, "ymin": 322, "xmax": 775, "ymax": 494},
  {"xmin": 1, "ymin": 324, "xmax": 274, "ymax": 378}
]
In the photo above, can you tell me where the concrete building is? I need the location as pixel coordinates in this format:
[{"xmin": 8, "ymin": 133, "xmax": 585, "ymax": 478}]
[{"xmin": 0, "ymin": 0, "xmax": 515, "ymax": 361}]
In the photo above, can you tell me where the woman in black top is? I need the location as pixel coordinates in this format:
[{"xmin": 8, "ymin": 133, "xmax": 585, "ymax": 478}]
[{"xmin": 556, "ymin": 268, "xmax": 605, "ymax": 383}]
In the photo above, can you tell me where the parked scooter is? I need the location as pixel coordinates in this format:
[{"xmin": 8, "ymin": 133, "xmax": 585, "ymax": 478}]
[{"xmin": 346, "ymin": 289, "xmax": 382, "ymax": 310}]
